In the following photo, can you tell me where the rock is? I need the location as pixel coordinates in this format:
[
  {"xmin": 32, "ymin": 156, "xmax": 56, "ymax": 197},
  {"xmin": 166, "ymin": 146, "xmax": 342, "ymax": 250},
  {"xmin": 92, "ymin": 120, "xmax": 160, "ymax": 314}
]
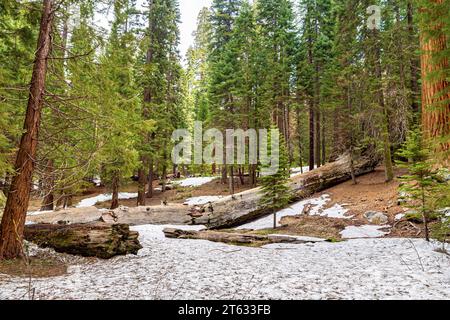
[{"xmin": 364, "ymin": 211, "xmax": 389, "ymax": 225}]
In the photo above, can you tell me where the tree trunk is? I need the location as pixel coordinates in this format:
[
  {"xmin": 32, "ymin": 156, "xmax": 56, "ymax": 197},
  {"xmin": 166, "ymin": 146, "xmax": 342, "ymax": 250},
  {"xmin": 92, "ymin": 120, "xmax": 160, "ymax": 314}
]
[
  {"xmin": 229, "ymin": 165, "xmax": 235, "ymax": 195},
  {"xmin": 137, "ymin": 164, "xmax": 147, "ymax": 206},
  {"xmin": 407, "ymin": 1, "xmax": 421, "ymax": 119},
  {"xmin": 111, "ymin": 172, "xmax": 120, "ymax": 210},
  {"xmin": 0, "ymin": 0, "xmax": 54, "ymax": 260},
  {"xmin": 309, "ymin": 98, "xmax": 315, "ymax": 170},
  {"xmin": 373, "ymin": 30, "xmax": 394, "ymax": 182},
  {"xmin": 146, "ymin": 158, "xmax": 154, "ymax": 198},
  {"xmin": 40, "ymin": 159, "xmax": 55, "ymax": 211},
  {"xmin": 419, "ymin": 0, "xmax": 450, "ymax": 156},
  {"xmin": 163, "ymin": 228, "xmax": 324, "ymax": 246},
  {"xmin": 28, "ymin": 154, "xmax": 379, "ymax": 229},
  {"xmin": 24, "ymin": 223, "xmax": 142, "ymax": 259}
]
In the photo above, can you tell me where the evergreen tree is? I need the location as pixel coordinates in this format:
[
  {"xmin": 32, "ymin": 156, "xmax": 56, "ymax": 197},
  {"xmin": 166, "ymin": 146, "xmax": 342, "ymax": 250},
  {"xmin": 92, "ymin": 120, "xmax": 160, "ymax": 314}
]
[
  {"xmin": 397, "ymin": 129, "xmax": 450, "ymax": 241},
  {"xmin": 259, "ymin": 128, "xmax": 292, "ymax": 229}
]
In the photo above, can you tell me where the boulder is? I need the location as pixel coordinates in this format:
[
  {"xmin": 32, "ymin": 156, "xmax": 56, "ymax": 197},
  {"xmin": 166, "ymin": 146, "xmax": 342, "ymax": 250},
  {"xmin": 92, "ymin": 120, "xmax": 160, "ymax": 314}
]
[{"xmin": 364, "ymin": 211, "xmax": 389, "ymax": 225}]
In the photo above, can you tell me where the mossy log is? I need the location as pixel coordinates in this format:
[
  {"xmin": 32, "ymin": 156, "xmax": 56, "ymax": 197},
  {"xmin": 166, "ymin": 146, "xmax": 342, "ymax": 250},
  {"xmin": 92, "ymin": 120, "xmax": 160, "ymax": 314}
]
[{"xmin": 24, "ymin": 223, "xmax": 142, "ymax": 259}]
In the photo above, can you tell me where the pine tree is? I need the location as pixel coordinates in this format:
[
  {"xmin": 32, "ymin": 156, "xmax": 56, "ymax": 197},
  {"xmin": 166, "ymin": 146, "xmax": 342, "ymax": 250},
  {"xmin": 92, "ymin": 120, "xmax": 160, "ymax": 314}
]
[
  {"xmin": 98, "ymin": 0, "xmax": 140, "ymax": 209},
  {"xmin": 0, "ymin": 0, "xmax": 55, "ymax": 260},
  {"xmin": 259, "ymin": 128, "xmax": 292, "ymax": 229},
  {"xmin": 397, "ymin": 129, "xmax": 450, "ymax": 241}
]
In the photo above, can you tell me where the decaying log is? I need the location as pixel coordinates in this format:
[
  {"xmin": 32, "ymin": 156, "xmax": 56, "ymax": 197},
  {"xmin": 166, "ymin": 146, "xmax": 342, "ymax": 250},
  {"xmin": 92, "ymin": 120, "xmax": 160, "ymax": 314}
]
[
  {"xmin": 26, "ymin": 154, "xmax": 378, "ymax": 229},
  {"xmin": 24, "ymin": 223, "xmax": 142, "ymax": 259},
  {"xmin": 163, "ymin": 228, "xmax": 325, "ymax": 246}
]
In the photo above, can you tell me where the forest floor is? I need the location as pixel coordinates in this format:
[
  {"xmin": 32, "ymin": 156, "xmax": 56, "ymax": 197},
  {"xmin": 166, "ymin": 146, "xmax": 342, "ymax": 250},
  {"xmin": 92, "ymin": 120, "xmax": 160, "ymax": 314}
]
[
  {"xmin": 3, "ymin": 167, "xmax": 449, "ymax": 299},
  {"xmin": 0, "ymin": 224, "xmax": 449, "ymax": 300}
]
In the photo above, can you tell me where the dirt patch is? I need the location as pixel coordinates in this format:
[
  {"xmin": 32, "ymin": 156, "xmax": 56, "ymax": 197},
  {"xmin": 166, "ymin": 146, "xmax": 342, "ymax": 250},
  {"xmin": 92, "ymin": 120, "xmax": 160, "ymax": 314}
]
[
  {"xmin": 0, "ymin": 254, "xmax": 67, "ymax": 278},
  {"xmin": 234, "ymin": 216, "xmax": 355, "ymax": 241},
  {"xmin": 317, "ymin": 167, "xmax": 408, "ymax": 223},
  {"xmin": 276, "ymin": 216, "xmax": 354, "ymax": 241}
]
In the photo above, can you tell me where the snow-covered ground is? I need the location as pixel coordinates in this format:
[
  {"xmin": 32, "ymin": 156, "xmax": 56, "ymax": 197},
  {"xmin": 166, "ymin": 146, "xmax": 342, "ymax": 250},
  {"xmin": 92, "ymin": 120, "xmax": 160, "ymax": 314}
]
[
  {"xmin": 340, "ymin": 225, "xmax": 390, "ymax": 239},
  {"xmin": 76, "ymin": 193, "xmax": 138, "ymax": 208},
  {"xmin": 236, "ymin": 194, "xmax": 352, "ymax": 230},
  {"xmin": 174, "ymin": 177, "xmax": 216, "ymax": 188},
  {"xmin": 1, "ymin": 224, "xmax": 449, "ymax": 300}
]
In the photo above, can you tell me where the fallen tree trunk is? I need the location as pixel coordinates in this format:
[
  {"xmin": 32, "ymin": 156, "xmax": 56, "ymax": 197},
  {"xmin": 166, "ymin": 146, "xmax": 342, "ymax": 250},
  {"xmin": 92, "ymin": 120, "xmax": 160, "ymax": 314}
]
[
  {"xmin": 201, "ymin": 153, "xmax": 378, "ymax": 229},
  {"xmin": 24, "ymin": 223, "xmax": 142, "ymax": 259},
  {"xmin": 163, "ymin": 228, "xmax": 326, "ymax": 246},
  {"xmin": 26, "ymin": 154, "xmax": 378, "ymax": 229}
]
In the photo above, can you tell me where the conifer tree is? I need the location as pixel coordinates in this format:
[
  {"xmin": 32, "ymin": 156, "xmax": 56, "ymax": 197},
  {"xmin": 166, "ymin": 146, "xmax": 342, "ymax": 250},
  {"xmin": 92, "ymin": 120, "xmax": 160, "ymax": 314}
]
[{"xmin": 259, "ymin": 128, "xmax": 292, "ymax": 229}]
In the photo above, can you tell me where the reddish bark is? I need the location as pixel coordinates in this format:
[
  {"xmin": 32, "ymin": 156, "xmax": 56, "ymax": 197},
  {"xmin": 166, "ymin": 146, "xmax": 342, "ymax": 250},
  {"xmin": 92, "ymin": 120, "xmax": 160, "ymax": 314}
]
[{"xmin": 0, "ymin": 0, "xmax": 54, "ymax": 260}]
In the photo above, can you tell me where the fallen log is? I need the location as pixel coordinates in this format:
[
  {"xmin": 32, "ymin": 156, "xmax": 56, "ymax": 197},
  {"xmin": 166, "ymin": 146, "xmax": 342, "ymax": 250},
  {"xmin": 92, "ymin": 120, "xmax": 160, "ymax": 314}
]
[
  {"xmin": 163, "ymin": 228, "xmax": 326, "ymax": 246},
  {"xmin": 201, "ymin": 153, "xmax": 378, "ymax": 229},
  {"xmin": 26, "ymin": 154, "xmax": 378, "ymax": 229},
  {"xmin": 24, "ymin": 223, "xmax": 142, "ymax": 259}
]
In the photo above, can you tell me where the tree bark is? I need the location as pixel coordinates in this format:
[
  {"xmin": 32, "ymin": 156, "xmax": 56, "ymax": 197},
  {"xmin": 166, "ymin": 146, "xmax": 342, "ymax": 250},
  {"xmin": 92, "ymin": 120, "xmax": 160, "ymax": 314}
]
[
  {"xmin": 110, "ymin": 172, "xmax": 120, "ymax": 210},
  {"xmin": 372, "ymin": 30, "xmax": 394, "ymax": 182},
  {"xmin": 163, "ymin": 228, "xmax": 324, "ymax": 246},
  {"xmin": 146, "ymin": 157, "xmax": 154, "ymax": 198},
  {"xmin": 419, "ymin": 0, "xmax": 450, "ymax": 156},
  {"xmin": 407, "ymin": 1, "xmax": 421, "ymax": 118},
  {"xmin": 0, "ymin": 0, "xmax": 54, "ymax": 260}
]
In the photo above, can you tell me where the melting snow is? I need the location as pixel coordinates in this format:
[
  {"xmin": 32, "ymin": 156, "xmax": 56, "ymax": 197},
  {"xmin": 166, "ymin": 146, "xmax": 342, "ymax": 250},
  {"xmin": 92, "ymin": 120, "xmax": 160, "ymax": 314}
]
[
  {"xmin": 236, "ymin": 194, "xmax": 352, "ymax": 230},
  {"xmin": 290, "ymin": 166, "xmax": 316, "ymax": 178},
  {"xmin": 174, "ymin": 177, "xmax": 216, "ymax": 188},
  {"xmin": 1, "ymin": 225, "xmax": 449, "ymax": 300},
  {"xmin": 76, "ymin": 193, "xmax": 138, "ymax": 208},
  {"xmin": 340, "ymin": 225, "xmax": 390, "ymax": 239}
]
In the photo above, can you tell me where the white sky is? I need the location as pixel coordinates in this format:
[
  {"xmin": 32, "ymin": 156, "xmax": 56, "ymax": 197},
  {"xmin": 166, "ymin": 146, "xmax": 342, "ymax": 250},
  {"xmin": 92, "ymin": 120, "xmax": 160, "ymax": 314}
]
[
  {"xmin": 179, "ymin": 0, "xmax": 212, "ymax": 60},
  {"xmin": 95, "ymin": 0, "xmax": 212, "ymax": 61}
]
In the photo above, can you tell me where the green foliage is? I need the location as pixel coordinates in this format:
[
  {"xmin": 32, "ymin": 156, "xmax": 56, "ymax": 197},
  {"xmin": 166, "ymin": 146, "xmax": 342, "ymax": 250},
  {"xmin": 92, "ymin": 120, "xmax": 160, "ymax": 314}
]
[
  {"xmin": 259, "ymin": 129, "xmax": 292, "ymax": 213},
  {"xmin": 396, "ymin": 129, "xmax": 450, "ymax": 241}
]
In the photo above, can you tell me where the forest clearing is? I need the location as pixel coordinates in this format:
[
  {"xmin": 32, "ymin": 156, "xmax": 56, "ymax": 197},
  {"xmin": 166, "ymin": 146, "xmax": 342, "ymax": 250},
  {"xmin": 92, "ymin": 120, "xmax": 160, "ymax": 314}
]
[{"xmin": 0, "ymin": 0, "xmax": 449, "ymax": 302}]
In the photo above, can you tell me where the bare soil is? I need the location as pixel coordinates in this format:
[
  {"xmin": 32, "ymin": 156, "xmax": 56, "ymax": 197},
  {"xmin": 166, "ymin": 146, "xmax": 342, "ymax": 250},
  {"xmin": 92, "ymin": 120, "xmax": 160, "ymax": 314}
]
[{"xmin": 0, "ymin": 254, "xmax": 67, "ymax": 278}]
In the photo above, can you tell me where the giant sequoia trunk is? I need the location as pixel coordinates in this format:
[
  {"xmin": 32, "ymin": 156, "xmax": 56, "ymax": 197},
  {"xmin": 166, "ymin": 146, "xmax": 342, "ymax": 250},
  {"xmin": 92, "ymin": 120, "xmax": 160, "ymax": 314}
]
[
  {"xmin": 420, "ymin": 0, "xmax": 450, "ymax": 156},
  {"xmin": 0, "ymin": 0, "xmax": 54, "ymax": 260},
  {"xmin": 24, "ymin": 223, "xmax": 142, "ymax": 259}
]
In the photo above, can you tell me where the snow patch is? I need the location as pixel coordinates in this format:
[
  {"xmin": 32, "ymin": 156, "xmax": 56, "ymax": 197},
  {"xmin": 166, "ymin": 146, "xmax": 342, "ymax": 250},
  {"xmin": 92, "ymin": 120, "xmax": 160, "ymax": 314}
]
[
  {"xmin": 174, "ymin": 177, "xmax": 216, "ymax": 188},
  {"xmin": 27, "ymin": 210, "xmax": 54, "ymax": 217},
  {"xmin": 290, "ymin": 166, "xmax": 316, "ymax": 178},
  {"xmin": 236, "ymin": 194, "xmax": 351, "ymax": 230},
  {"xmin": 395, "ymin": 214, "xmax": 405, "ymax": 221},
  {"xmin": 76, "ymin": 193, "xmax": 138, "ymax": 208},
  {"xmin": 340, "ymin": 225, "xmax": 390, "ymax": 239}
]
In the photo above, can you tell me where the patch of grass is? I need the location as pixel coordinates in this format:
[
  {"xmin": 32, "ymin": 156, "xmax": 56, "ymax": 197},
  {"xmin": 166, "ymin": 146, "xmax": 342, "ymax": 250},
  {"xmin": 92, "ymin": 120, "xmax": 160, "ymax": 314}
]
[{"xmin": 405, "ymin": 212, "xmax": 440, "ymax": 224}]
